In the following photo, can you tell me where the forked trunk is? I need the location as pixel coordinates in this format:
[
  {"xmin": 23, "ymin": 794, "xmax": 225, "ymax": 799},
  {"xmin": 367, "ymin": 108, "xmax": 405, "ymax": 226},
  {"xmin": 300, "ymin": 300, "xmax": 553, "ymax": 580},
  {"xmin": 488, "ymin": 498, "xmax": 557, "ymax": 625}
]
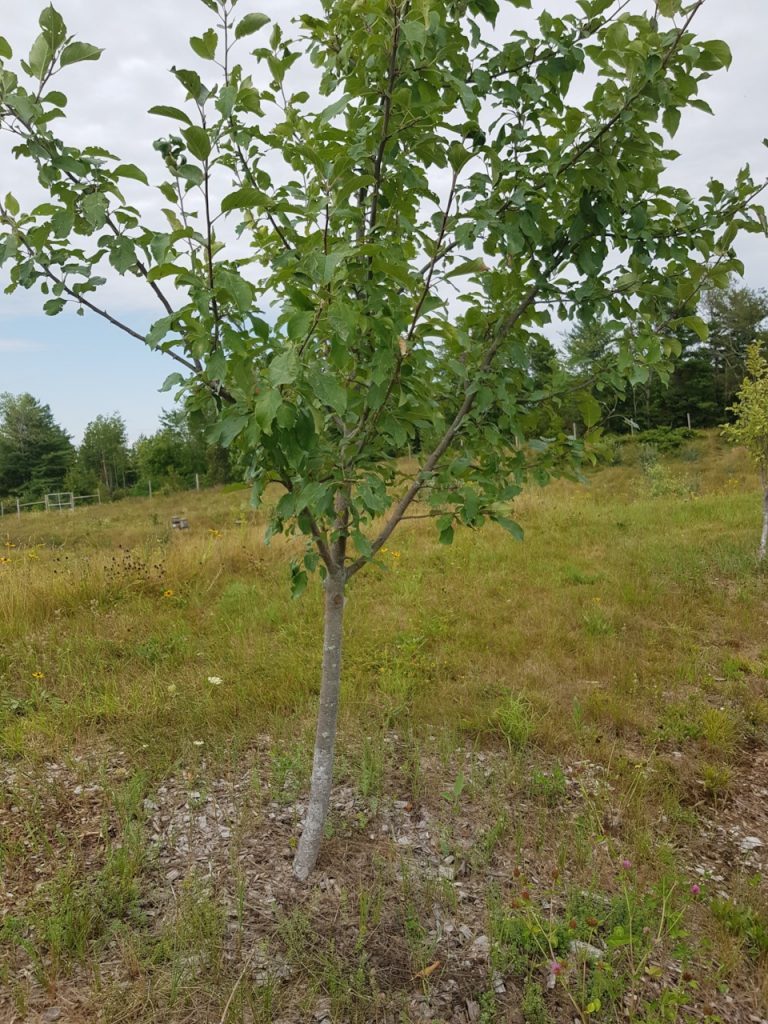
[
  {"xmin": 293, "ymin": 570, "xmax": 346, "ymax": 881},
  {"xmin": 760, "ymin": 485, "xmax": 768, "ymax": 561}
]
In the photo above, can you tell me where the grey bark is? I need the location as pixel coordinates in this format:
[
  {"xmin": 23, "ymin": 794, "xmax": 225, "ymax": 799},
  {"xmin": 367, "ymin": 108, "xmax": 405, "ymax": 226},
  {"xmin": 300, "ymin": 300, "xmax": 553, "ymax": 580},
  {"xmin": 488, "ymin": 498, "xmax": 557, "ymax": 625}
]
[{"xmin": 293, "ymin": 569, "xmax": 346, "ymax": 880}]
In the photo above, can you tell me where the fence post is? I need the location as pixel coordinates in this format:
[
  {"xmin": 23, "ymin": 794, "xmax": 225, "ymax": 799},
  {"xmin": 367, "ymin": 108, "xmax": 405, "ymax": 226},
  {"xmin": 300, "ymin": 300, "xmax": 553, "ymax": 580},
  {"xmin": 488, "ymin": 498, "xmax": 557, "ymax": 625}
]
[
  {"xmin": 97, "ymin": 488, "xmax": 102, "ymax": 505},
  {"xmin": 16, "ymin": 498, "xmax": 20, "ymax": 518},
  {"xmin": 195, "ymin": 473, "xmax": 200, "ymax": 491},
  {"xmin": 70, "ymin": 493, "xmax": 75, "ymax": 511},
  {"xmin": 687, "ymin": 412, "xmax": 692, "ymax": 429},
  {"xmin": 148, "ymin": 480, "xmax": 152, "ymax": 500}
]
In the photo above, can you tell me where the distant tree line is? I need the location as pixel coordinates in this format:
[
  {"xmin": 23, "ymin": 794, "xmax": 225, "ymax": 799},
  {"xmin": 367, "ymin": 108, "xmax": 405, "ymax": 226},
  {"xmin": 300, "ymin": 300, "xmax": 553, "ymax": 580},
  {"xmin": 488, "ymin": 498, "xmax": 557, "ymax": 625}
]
[
  {"xmin": 2, "ymin": 280, "xmax": 766, "ymax": 503},
  {"xmin": 0, "ymin": 400, "xmax": 238, "ymax": 502}
]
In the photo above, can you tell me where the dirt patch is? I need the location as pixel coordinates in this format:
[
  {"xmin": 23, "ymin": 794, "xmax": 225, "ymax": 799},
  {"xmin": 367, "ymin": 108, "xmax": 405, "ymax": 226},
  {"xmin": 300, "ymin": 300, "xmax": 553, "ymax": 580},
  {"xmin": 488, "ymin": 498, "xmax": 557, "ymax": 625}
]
[{"xmin": 2, "ymin": 740, "xmax": 768, "ymax": 1023}]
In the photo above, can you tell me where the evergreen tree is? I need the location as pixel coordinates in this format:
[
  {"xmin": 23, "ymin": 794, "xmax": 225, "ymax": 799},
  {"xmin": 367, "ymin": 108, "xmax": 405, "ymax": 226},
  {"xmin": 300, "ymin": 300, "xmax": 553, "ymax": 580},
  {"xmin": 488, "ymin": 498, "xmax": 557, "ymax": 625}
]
[{"xmin": 0, "ymin": 392, "xmax": 74, "ymax": 498}]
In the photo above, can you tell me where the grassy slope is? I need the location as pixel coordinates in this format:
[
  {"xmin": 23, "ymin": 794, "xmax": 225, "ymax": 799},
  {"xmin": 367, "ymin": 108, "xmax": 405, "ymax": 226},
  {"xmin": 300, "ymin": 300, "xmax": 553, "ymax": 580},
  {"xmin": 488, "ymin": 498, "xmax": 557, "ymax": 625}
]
[{"xmin": 1, "ymin": 432, "xmax": 767, "ymax": 1022}]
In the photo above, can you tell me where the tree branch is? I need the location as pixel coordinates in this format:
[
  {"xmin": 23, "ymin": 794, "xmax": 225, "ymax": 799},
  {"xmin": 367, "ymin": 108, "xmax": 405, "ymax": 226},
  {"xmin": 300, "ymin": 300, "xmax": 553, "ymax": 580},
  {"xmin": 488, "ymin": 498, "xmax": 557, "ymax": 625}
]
[{"xmin": 345, "ymin": 269, "xmax": 555, "ymax": 578}]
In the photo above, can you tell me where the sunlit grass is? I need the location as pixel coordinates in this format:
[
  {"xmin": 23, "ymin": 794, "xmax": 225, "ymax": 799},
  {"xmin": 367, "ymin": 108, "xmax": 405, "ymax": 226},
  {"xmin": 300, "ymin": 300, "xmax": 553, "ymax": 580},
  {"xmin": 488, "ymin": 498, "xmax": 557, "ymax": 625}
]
[{"xmin": 0, "ymin": 432, "xmax": 765, "ymax": 772}]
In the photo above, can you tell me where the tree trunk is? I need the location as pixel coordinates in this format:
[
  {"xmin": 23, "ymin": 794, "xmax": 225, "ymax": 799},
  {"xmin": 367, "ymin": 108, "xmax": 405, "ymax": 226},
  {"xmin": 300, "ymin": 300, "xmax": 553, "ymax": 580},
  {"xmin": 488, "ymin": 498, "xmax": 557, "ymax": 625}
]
[
  {"xmin": 760, "ymin": 485, "xmax": 768, "ymax": 562},
  {"xmin": 293, "ymin": 569, "xmax": 346, "ymax": 881}
]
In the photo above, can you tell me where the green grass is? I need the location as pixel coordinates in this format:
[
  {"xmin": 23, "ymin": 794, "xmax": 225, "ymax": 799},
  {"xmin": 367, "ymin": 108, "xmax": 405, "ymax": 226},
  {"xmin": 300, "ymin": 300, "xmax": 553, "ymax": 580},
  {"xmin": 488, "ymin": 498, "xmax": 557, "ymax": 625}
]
[{"xmin": 1, "ymin": 432, "xmax": 767, "ymax": 1021}]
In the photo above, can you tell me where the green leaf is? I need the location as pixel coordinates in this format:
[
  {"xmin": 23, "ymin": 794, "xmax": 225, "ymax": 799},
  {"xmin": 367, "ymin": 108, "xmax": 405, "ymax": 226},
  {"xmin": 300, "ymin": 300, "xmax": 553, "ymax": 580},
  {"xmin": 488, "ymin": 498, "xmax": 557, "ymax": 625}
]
[
  {"xmin": 445, "ymin": 258, "xmax": 487, "ymax": 279},
  {"xmin": 253, "ymin": 389, "xmax": 282, "ymax": 433},
  {"xmin": 0, "ymin": 36, "xmax": 13, "ymax": 60},
  {"xmin": 182, "ymin": 126, "xmax": 211, "ymax": 162},
  {"xmin": 681, "ymin": 314, "xmax": 708, "ymax": 341},
  {"xmin": 115, "ymin": 164, "xmax": 149, "ymax": 185},
  {"xmin": 109, "ymin": 237, "xmax": 136, "ymax": 273},
  {"xmin": 43, "ymin": 297, "xmax": 66, "ymax": 315},
  {"xmin": 438, "ymin": 517, "xmax": 454, "ymax": 545},
  {"xmin": 27, "ymin": 34, "xmax": 52, "ymax": 79},
  {"xmin": 657, "ymin": 0, "xmax": 680, "ymax": 14},
  {"xmin": 662, "ymin": 107, "xmax": 680, "ymax": 138},
  {"xmin": 494, "ymin": 516, "xmax": 524, "ymax": 541},
  {"xmin": 221, "ymin": 187, "xmax": 261, "ymax": 213},
  {"xmin": 4, "ymin": 193, "xmax": 19, "ymax": 216},
  {"xmin": 235, "ymin": 13, "xmax": 270, "ymax": 40},
  {"xmin": 209, "ymin": 413, "xmax": 249, "ymax": 447},
  {"xmin": 578, "ymin": 394, "xmax": 601, "ymax": 428},
  {"xmin": 290, "ymin": 562, "xmax": 308, "ymax": 599},
  {"xmin": 217, "ymin": 269, "xmax": 253, "ymax": 312},
  {"xmin": 148, "ymin": 105, "xmax": 193, "ymax": 126},
  {"xmin": 268, "ymin": 348, "xmax": 299, "ymax": 388},
  {"xmin": 172, "ymin": 68, "xmax": 204, "ymax": 101},
  {"xmin": 190, "ymin": 29, "xmax": 217, "ymax": 61},
  {"xmin": 39, "ymin": 6, "xmax": 67, "ymax": 49},
  {"xmin": 44, "ymin": 90, "xmax": 67, "ymax": 107},
  {"xmin": 311, "ymin": 373, "xmax": 347, "ymax": 414},
  {"xmin": 81, "ymin": 192, "xmax": 108, "ymax": 228},
  {"xmin": 702, "ymin": 39, "xmax": 732, "ymax": 69},
  {"xmin": 60, "ymin": 41, "xmax": 103, "ymax": 67},
  {"xmin": 160, "ymin": 372, "xmax": 185, "ymax": 392},
  {"xmin": 318, "ymin": 94, "xmax": 351, "ymax": 124}
]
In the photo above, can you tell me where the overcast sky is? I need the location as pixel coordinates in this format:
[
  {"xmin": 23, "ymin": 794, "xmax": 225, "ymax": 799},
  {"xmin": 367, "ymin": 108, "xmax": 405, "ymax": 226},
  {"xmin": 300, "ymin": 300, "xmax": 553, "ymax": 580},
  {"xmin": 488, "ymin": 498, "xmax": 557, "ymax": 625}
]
[{"xmin": 0, "ymin": 0, "xmax": 766, "ymax": 443}]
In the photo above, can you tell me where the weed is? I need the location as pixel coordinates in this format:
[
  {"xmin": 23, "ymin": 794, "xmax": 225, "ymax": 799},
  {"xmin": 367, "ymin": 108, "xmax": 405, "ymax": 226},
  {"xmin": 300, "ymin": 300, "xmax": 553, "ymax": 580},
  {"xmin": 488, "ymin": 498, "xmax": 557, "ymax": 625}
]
[
  {"xmin": 700, "ymin": 762, "xmax": 733, "ymax": 801},
  {"xmin": 711, "ymin": 898, "xmax": 768, "ymax": 958},
  {"xmin": 527, "ymin": 765, "xmax": 567, "ymax": 806},
  {"xmin": 522, "ymin": 978, "xmax": 552, "ymax": 1024},
  {"xmin": 492, "ymin": 694, "xmax": 535, "ymax": 752}
]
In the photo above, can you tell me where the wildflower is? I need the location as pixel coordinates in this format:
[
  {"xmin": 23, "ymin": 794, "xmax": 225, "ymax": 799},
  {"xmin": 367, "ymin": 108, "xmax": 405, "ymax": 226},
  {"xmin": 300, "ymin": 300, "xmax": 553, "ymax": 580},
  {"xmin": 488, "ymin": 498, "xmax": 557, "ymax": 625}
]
[
  {"xmin": 0, "ymin": 557, "xmax": 10, "ymax": 564},
  {"xmin": 32, "ymin": 671, "xmax": 44, "ymax": 680},
  {"xmin": 208, "ymin": 528, "xmax": 221, "ymax": 538},
  {"xmin": 392, "ymin": 550, "xmax": 401, "ymax": 559},
  {"xmin": 621, "ymin": 858, "xmax": 632, "ymax": 870},
  {"xmin": 167, "ymin": 684, "xmax": 177, "ymax": 695},
  {"xmin": 163, "ymin": 589, "xmax": 174, "ymax": 598},
  {"xmin": 550, "ymin": 960, "xmax": 562, "ymax": 976},
  {"xmin": 690, "ymin": 883, "xmax": 701, "ymax": 896},
  {"xmin": 207, "ymin": 676, "xmax": 223, "ymax": 686},
  {"xmin": 192, "ymin": 739, "xmax": 204, "ymax": 747},
  {"xmin": 4, "ymin": 541, "xmax": 15, "ymax": 549}
]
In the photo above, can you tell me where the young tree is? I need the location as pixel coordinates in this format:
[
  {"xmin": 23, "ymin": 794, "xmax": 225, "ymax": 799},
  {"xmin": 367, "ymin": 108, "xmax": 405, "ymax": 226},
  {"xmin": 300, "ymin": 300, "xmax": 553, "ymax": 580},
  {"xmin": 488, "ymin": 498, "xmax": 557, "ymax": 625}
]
[
  {"xmin": 723, "ymin": 343, "xmax": 768, "ymax": 560},
  {"xmin": 0, "ymin": 392, "xmax": 74, "ymax": 498},
  {"xmin": 0, "ymin": 0, "xmax": 765, "ymax": 878}
]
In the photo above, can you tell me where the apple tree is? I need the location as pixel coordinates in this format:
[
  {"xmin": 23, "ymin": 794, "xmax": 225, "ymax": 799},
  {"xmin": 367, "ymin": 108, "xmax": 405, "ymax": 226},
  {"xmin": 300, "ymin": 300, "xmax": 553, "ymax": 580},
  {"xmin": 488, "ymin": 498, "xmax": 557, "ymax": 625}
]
[{"xmin": 0, "ymin": 0, "xmax": 765, "ymax": 878}]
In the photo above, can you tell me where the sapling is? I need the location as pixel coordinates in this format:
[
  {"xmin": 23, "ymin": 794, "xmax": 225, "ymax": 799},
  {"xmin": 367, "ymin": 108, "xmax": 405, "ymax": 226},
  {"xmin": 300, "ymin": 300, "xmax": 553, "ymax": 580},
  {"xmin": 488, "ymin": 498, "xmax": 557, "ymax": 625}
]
[
  {"xmin": 723, "ymin": 343, "xmax": 768, "ymax": 559},
  {"xmin": 0, "ymin": 0, "xmax": 765, "ymax": 879}
]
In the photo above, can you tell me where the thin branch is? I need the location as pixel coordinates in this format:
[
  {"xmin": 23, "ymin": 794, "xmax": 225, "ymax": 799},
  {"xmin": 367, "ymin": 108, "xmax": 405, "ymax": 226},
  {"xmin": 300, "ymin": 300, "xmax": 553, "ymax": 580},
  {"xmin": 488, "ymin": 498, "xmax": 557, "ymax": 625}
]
[
  {"xmin": 367, "ymin": 3, "xmax": 406, "ymax": 237},
  {"xmin": 559, "ymin": 0, "xmax": 705, "ymax": 175},
  {"xmin": 345, "ymin": 268, "xmax": 555, "ymax": 579}
]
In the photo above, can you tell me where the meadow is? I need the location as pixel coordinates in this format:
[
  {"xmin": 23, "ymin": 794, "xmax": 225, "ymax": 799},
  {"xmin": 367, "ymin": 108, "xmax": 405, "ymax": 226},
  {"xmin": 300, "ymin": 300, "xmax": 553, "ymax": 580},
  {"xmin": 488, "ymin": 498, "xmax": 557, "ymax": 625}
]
[{"xmin": 1, "ymin": 432, "xmax": 767, "ymax": 1024}]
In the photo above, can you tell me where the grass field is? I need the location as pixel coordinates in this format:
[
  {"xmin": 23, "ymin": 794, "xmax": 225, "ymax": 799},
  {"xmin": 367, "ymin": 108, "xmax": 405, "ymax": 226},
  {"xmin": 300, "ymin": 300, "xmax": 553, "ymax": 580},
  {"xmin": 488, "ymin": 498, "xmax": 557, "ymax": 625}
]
[{"xmin": 1, "ymin": 432, "xmax": 767, "ymax": 1023}]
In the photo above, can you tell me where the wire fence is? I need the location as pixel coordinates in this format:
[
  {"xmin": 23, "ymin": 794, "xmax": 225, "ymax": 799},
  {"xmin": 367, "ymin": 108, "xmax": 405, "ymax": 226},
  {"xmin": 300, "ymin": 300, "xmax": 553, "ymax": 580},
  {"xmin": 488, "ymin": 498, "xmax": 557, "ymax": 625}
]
[
  {"xmin": 0, "ymin": 491, "xmax": 101, "ymax": 517},
  {"xmin": 1, "ymin": 474, "xmax": 207, "ymax": 517}
]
